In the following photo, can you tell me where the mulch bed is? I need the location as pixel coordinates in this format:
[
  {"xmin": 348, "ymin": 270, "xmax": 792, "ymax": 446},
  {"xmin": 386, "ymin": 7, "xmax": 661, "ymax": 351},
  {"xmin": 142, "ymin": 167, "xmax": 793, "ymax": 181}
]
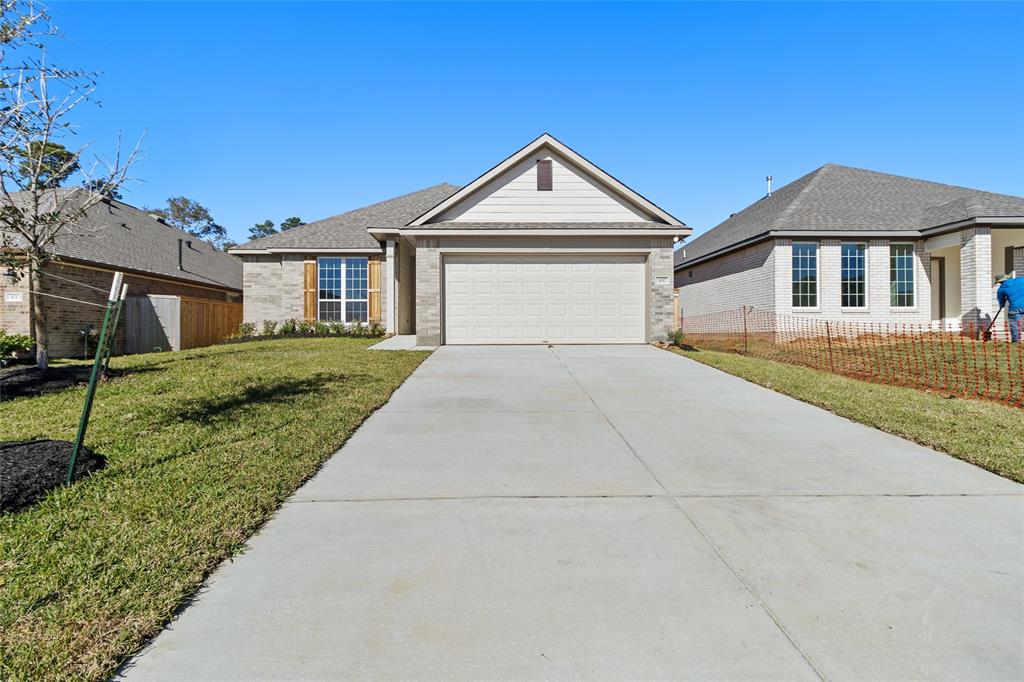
[
  {"xmin": 220, "ymin": 332, "xmax": 386, "ymax": 345},
  {"xmin": 0, "ymin": 364, "xmax": 98, "ymax": 401},
  {"xmin": 0, "ymin": 440, "xmax": 106, "ymax": 513}
]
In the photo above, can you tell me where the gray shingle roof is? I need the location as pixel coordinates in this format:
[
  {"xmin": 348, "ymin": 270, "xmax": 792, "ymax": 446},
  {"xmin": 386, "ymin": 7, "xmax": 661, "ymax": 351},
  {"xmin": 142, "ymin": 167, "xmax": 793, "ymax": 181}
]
[
  {"xmin": 405, "ymin": 221, "xmax": 677, "ymax": 230},
  {"xmin": 233, "ymin": 184, "xmax": 460, "ymax": 250},
  {"xmin": 677, "ymin": 164, "xmax": 1024, "ymax": 267},
  {"xmin": 4, "ymin": 191, "xmax": 242, "ymax": 291}
]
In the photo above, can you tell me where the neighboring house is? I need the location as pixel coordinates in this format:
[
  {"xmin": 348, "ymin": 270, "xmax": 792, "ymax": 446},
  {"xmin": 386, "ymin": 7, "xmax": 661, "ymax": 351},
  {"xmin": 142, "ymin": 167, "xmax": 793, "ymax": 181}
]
[
  {"xmin": 674, "ymin": 164, "xmax": 1024, "ymax": 331},
  {"xmin": 230, "ymin": 134, "xmax": 690, "ymax": 346},
  {"xmin": 1, "ymin": 192, "xmax": 243, "ymax": 357}
]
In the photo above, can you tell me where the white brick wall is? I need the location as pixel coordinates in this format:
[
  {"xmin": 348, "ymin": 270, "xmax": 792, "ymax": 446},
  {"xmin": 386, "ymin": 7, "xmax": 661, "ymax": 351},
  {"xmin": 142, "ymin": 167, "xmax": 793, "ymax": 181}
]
[
  {"xmin": 960, "ymin": 227, "xmax": 993, "ymax": 327},
  {"xmin": 676, "ymin": 240, "xmax": 775, "ymax": 317},
  {"xmin": 681, "ymin": 237, "xmax": 932, "ymax": 325}
]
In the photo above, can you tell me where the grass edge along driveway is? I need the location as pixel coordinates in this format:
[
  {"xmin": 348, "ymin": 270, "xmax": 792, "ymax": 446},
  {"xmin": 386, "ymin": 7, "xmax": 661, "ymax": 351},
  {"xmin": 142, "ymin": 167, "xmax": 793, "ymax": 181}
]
[
  {"xmin": 0, "ymin": 338, "xmax": 429, "ymax": 681},
  {"xmin": 671, "ymin": 347, "xmax": 1024, "ymax": 484}
]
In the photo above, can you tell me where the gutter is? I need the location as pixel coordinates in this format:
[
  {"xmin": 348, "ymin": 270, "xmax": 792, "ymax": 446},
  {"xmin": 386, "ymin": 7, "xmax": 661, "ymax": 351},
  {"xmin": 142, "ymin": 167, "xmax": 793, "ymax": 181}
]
[
  {"xmin": 395, "ymin": 228, "xmax": 691, "ymax": 238},
  {"xmin": 675, "ymin": 217, "xmax": 1024, "ymax": 271},
  {"xmin": 675, "ymin": 229, "xmax": 921, "ymax": 270}
]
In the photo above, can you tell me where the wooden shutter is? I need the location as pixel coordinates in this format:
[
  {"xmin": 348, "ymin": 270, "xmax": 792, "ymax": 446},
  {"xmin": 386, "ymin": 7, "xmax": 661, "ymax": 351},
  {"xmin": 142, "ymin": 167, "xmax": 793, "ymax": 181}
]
[
  {"xmin": 303, "ymin": 260, "xmax": 317, "ymax": 322},
  {"xmin": 368, "ymin": 256, "xmax": 381, "ymax": 324},
  {"xmin": 537, "ymin": 159, "xmax": 552, "ymax": 191}
]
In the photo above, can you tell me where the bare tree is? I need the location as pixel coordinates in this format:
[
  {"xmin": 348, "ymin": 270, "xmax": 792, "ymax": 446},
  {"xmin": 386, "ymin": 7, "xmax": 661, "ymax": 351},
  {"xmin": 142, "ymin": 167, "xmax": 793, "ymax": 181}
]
[{"xmin": 0, "ymin": 1, "xmax": 141, "ymax": 368}]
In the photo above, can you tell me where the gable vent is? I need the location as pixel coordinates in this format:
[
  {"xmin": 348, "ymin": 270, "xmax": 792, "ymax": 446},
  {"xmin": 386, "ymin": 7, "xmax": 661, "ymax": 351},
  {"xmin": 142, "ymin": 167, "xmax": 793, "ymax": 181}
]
[{"xmin": 536, "ymin": 159, "xmax": 552, "ymax": 191}]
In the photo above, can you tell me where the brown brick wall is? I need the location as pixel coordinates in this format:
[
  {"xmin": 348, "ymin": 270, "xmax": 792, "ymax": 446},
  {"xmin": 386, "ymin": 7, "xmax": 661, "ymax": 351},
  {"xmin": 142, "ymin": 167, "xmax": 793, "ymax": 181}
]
[{"xmin": 1, "ymin": 260, "xmax": 238, "ymax": 359}]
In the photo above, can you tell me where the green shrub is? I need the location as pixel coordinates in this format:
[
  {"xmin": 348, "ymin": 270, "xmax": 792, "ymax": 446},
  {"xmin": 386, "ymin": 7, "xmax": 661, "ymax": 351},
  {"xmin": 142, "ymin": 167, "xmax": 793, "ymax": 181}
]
[
  {"xmin": 314, "ymin": 321, "xmax": 330, "ymax": 335},
  {"xmin": 261, "ymin": 320, "xmax": 278, "ymax": 336},
  {"xmin": 0, "ymin": 329, "xmax": 33, "ymax": 359},
  {"xmin": 297, "ymin": 320, "xmax": 314, "ymax": 335},
  {"xmin": 666, "ymin": 328, "xmax": 684, "ymax": 346},
  {"xmin": 280, "ymin": 319, "xmax": 298, "ymax": 335},
  {"xmin": 368, "ymin": 322, "xmax": 385, "ymax": 337},
  {"xmin": 238, "ymin": 322, "xmax": 257, "ymax": 338},
  {"xmin": 328, "ymin": 322, "xmax": 346, "ymax": 335}
]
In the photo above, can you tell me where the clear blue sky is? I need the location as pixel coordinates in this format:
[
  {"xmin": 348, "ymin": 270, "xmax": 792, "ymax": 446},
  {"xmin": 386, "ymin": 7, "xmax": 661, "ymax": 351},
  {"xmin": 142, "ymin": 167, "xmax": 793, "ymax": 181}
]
[{"xmin": 50, "ymin": 1, "xmax": 1024, "ymax": 244}]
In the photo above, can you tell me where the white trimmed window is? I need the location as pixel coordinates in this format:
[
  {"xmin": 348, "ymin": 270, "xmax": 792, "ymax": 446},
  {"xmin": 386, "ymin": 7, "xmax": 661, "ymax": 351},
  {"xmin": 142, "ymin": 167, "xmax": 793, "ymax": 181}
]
[
  {"xmin": 318, "ymin": 256, "xmax": 369, "ymax": 322},
  {"xmin": 840, "ymin": 243, "xmax": 866, "ymax": 308},
  {"xmin": 792, "ymin": 242, "xmax": 818, "ymax": 308},
  {"xmin": 889, "ymin": 244, "xmax": 915, "ymax": 308}
]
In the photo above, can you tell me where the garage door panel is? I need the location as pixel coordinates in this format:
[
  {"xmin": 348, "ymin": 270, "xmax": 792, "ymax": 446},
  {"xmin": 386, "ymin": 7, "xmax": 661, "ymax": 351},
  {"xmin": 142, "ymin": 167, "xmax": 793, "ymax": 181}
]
[{"xmin": 444, "ymin": 255, "xmax": 645, "ymax": 345}]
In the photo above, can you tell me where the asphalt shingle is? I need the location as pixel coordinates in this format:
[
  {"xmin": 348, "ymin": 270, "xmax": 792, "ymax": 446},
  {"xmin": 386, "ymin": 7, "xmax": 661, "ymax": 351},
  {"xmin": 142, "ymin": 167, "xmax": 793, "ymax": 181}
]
[
  {"xmin": 678, "ymin": 164, "xmax": 1024, "ymax": 267},
  {"xmin": 234, "ymin": 184, "xmax": 460, "ymax": 251},
  {"xmin": 4, "ymin": 191, "xmax": 242, "ymax": 291}
]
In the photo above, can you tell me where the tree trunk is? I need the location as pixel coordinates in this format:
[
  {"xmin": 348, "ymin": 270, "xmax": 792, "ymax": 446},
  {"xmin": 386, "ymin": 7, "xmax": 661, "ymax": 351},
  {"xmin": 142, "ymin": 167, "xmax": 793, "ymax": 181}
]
[{"xmin": 29, "ymin": 265, "xmax": 49, "ymax": 369}]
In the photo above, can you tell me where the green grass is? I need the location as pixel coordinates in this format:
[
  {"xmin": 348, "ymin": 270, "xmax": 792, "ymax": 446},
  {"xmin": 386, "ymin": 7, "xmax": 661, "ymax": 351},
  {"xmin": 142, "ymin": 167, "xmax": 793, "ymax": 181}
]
[
  {"xmin": 0, "ymin": 338, "xmax": 429, "ymax": 681},
  {"xmin": 689, "ymin": 332, "xmax": 1024, "ymax": 404},
  {"xmin": 670, "ymin": 347, "xmax": 1024, "ymax": 484}
]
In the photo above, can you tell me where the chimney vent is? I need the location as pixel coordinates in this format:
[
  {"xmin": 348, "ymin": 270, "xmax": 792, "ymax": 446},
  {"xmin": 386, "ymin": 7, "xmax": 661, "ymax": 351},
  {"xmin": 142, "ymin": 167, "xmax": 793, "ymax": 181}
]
[
  {"xmin": 766, "ymin": 175, "xmax": 773, "ymax": 197},
  {"xmin": 178, "ymin": 238, "xmax": 184, "ymax": 270}
]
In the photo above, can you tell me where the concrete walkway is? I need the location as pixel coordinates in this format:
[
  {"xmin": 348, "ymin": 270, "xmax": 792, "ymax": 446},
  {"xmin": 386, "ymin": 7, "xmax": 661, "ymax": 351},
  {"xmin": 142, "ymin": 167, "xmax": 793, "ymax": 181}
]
[{"xmin": 121, "ymin": 345, "xmax": 1024, "ymax": 681}]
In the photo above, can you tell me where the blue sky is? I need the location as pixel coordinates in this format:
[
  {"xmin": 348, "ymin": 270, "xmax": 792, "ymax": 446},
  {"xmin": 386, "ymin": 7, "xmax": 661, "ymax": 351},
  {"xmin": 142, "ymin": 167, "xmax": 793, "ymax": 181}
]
[{"xmin": 50, "ymin": 1, "xmax": 1024, "ymax": 244}]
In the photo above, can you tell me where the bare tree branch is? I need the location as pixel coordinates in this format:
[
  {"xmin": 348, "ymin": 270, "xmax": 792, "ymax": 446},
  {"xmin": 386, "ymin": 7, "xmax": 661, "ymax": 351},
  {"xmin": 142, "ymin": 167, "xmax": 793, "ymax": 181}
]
[{"xmin": 0, "ymin": 0, "xmax": 143, "ymax": 367}]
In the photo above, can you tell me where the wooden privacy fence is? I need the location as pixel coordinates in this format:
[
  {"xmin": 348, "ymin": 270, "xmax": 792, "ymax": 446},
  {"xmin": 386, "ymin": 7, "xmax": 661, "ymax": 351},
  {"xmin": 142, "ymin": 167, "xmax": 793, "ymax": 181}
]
[{"xmin": 125, "ymin": 295, "xmax": 242, "ymax": 354}]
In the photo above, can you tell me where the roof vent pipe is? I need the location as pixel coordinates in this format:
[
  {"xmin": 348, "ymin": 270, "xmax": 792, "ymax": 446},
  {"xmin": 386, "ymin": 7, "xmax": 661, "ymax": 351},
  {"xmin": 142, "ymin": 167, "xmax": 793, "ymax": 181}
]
[
  {"xmin": 766, "ymin": 175, "xmax": 773, "ymax": 197},
  {"xmin": 178, "ymin": 238, "xmax": 183, "ymax": 270}
]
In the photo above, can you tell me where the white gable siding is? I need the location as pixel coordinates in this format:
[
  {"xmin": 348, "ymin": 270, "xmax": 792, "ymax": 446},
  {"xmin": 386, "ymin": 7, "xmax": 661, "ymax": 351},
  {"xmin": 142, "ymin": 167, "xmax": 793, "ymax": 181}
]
[{"xmin": 437, "ymin": 152, "xmax": 653, "ymax": 223}]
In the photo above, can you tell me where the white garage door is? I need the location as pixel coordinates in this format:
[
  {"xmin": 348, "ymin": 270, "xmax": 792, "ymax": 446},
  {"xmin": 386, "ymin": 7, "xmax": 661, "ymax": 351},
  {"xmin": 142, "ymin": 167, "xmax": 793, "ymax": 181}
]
[{"xmin": 444, "ymin": 254, "xmax": 646, "ymax": 344}]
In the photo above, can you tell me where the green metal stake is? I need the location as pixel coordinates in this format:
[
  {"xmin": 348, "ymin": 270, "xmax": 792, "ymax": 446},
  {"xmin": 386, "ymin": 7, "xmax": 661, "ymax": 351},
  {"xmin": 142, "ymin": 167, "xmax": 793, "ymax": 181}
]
[
  {"xmin": 101, "ymin": 284, "xmax": 128, "ymax": 374},
  {"xmin": 66, "ymin": 272, "xmax": 123, "ymax": 485}
]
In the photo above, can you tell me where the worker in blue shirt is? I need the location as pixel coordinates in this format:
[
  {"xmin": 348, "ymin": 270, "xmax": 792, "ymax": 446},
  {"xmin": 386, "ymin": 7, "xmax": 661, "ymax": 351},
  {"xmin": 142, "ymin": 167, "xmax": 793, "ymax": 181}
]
[{"xmin": 996, "ymin": 273, "xmax": 1024, "ymax": 342}]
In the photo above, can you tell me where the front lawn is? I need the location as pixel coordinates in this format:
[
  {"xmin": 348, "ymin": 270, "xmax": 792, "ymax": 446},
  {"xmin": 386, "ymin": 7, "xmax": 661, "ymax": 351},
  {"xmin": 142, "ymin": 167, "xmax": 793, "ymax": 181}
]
[
  {"xmin": 670, "ymin": 347, "xmax": 1024, "ymax": 484},
  {"xmin": 0, "ymin": 338, "xmax": 428, "ymax": 681}
]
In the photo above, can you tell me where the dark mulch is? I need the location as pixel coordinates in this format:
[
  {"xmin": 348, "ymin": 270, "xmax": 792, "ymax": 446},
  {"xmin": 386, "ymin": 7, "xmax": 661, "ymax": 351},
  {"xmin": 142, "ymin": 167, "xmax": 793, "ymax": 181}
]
[
  {"xmin": 0, "ymin": 440, "xmax": 106, "ymax": 513},
  {"xmin": 0, "ymin": 364, "xmax": 100, "ymax": 401}
]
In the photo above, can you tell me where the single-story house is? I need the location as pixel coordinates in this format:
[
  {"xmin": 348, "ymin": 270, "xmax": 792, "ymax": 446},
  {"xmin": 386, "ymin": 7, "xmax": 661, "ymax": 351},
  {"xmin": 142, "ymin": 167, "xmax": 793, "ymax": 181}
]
[
  {"xmin": 230, "ymin": 134, "xmax": 690, "ymax": 346},
  {"xmin": 1, "ymin": 191, "xmax": 243, "ymax": 357},
  {"xmin": 674, "ymin": 164, "xmax": 1024, "ymax": 331}
]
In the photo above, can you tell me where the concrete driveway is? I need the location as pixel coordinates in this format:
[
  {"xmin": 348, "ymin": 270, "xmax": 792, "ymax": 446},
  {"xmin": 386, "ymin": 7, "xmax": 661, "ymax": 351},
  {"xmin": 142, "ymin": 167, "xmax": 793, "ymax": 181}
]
[{"xmin": 122, "ymin": 345, "xmax": 1024, "ymax": 681}]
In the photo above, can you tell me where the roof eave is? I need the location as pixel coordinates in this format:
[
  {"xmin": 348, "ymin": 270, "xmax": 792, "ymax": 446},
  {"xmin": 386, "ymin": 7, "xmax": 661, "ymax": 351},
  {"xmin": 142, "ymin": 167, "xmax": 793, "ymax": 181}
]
[
  {"xmin": 230, "ymin": 247, "xmax": 383, "ymax": 255},
  {"xmin": 920, "ymin": 216, "xmax": 1024, "ymax": 237},
  {"xmin": 399, "ymin": 227, "xmax": 691, "ymax": 238},
  {"xmin": 676, "ymin": 228, "xmax": 926, "ymax": 270}
]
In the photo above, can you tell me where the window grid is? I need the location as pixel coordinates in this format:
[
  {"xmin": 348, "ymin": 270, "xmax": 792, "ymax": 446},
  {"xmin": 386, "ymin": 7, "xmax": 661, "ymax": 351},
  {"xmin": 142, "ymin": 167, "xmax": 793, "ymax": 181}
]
[
  {"xmin": 317, "ymin": 257, "xmax": 343, "ymax": 322},
  {"xmin": 792, "ymin": 243, "xmax": 818, "ymax": 308},
  {"xmin": 317, "ymin": 257, "xmax": 370, "ymax": 323},
  {"xmin": 344, "ymin": 257, "xmax": 369, "ymax": 323},
  {"xmin": 840, "ymin": 243, "xmax": 866, "ymax": 308},
  {"xmin": 890, "ymin": 244, "xmax": 915, "ymax": 308}
]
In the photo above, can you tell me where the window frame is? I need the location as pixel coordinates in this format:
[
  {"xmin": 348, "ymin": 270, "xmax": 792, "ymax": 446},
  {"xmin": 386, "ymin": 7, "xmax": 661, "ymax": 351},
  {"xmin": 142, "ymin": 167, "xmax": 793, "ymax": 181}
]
[
  {"xmin": 316, "ymin": 256, "xmax": 370, "ymax": 323},
  {"xmin": 343, "ymin": 256, "xmax": 369, "ymax": 323},
  {"xmin": 889, "ymin": 242, "xmax": 916, "ymax": 309},
  {"xmin": 840, "ymin": 242, "xmax": 868, "ymax": 310},
  {"xmin": 791, "ymin": 241, "xmax": 819, "ymax": 309}
]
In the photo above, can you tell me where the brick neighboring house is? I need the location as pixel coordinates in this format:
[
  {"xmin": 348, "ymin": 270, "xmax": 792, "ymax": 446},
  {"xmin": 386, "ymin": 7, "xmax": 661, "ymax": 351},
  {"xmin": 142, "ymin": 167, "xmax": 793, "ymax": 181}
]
[
  {"xmin": 231, "ymin": 134, "xmax": 690, "ymax": 346},
  {"xmin": 1, "ymin": 191, "xmax": 242, "ymax": 358},
  {"xmin": 675, "ymin": 164, "xmax": 1024, "ymax": 331}
]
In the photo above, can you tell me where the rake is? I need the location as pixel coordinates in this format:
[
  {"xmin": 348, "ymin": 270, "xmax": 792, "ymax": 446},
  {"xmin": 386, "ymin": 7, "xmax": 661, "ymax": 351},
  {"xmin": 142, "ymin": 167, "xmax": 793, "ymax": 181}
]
[{"xmin": 983, "ymin": 304, "xmax": 1005, "ymax": 341}]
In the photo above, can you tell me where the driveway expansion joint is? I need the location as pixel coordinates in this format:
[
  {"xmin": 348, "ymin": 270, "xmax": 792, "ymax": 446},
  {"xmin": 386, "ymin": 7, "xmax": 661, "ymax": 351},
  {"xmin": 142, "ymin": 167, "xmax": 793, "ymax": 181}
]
[{"xmin": 549, "ymin": 347, "xmax": 828, "ymax": 681}]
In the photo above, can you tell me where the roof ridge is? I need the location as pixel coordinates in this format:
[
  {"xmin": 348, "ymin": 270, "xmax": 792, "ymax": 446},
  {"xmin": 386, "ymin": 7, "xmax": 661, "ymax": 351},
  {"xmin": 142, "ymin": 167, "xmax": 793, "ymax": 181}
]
[
  {"xmin": 770, "ymin": 164, "xmax": 829, "ymax": 230},
  {"xmin": 822, "ymin": 164, "xmax": 1024, "ymax": 202}
]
